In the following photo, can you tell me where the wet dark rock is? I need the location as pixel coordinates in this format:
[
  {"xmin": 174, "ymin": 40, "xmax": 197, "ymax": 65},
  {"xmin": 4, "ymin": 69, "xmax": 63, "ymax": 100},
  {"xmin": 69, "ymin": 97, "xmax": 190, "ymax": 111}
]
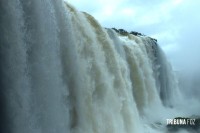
[
  {"xmin": 111, "ymin": 28, "xmax": 118, "ymax": 32},
  {"xmin": 111, "ymin": 28, "xmax": 144, "ymax": 37},
  {"xmin": 130, "ymin": 31, "xmax": 143, "ymax": 36},
  {"xmin": 118, "ymin": 29, "xmax": 129, "ymax": 35},
  {"xmin": 111, "ymin": 28, "xmax": 158, "ymax": 43},
  {"xmin": 150, "ymin": 37, "xmax": 157, "ymax": 42},
  {"xmin": 111, "ymin": 28, "xmax": 128, "ymax": 35}
]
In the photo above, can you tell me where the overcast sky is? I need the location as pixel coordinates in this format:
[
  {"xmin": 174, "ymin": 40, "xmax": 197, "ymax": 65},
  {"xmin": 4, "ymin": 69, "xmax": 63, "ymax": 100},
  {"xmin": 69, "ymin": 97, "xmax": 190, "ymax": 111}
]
[{"xmin": 66, "ymin": 0, "xmax": 200, "ymax": 72}]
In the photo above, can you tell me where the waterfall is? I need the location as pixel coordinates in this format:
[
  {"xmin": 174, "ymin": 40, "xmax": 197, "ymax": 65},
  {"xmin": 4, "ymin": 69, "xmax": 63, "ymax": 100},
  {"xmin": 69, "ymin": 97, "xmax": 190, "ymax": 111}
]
[{"xmin": 0, "ymin": 0, "xmax": 182, "ymax": 133}]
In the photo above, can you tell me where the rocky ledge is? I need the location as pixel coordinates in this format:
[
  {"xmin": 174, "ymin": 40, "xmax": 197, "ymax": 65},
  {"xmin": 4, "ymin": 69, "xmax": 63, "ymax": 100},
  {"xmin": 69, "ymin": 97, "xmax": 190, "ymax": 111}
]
[{"xmin": 111, "ymin": 28, "xmax": 157, "ymax": 43}]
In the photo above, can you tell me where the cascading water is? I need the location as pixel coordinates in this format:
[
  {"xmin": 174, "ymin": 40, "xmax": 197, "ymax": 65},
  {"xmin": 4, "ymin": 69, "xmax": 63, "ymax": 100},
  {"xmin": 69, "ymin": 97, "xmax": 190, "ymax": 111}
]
[{"xmin": 0, "ymin": 0, "xmax": 192, "ymax": 133}]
